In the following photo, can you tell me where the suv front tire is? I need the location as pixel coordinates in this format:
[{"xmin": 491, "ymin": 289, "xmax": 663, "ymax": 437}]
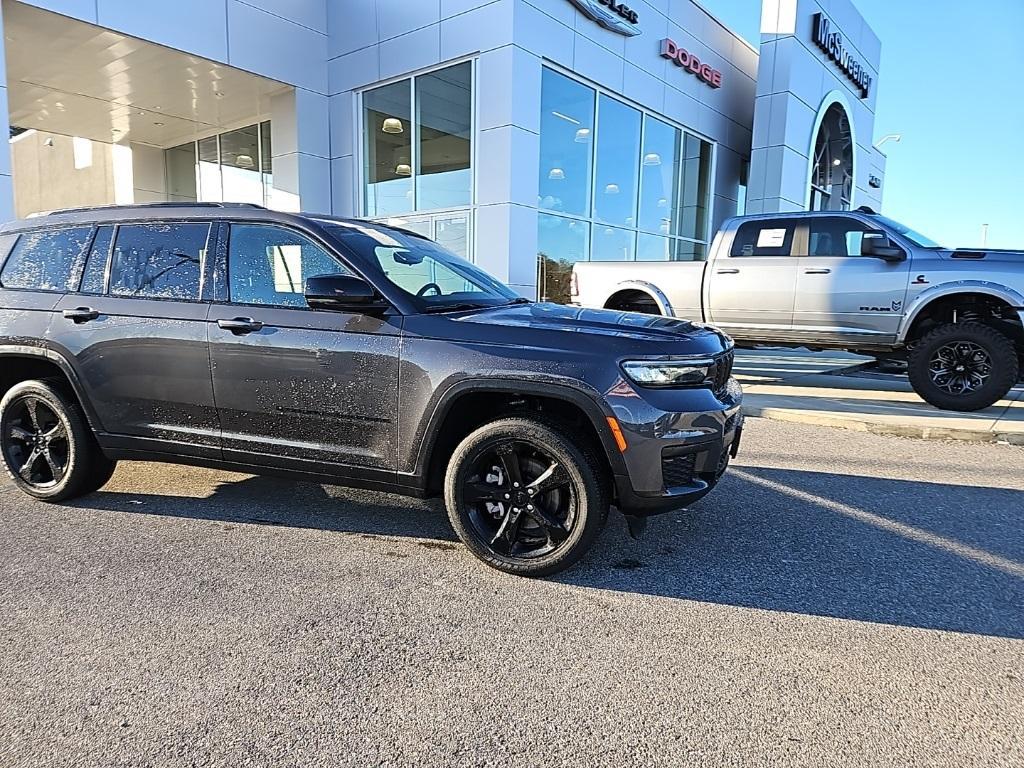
[{"xmin": 444, "ymin": 416, "xmax": 608, "ymax": 577}]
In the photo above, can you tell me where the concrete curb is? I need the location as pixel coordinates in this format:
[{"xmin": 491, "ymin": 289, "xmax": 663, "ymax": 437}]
[{"xmin": 743, "ymin": 404, "xmax": 1024, "ymax": 446}]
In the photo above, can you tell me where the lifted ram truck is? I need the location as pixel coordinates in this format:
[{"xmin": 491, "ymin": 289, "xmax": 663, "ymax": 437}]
[
  {"xmin": 573, "ymin": 209, "xmax": 1024, "ymax": 411},
  {"xmin": 0, "ymin": 203, "xmax": 741, "ymax": 577}
]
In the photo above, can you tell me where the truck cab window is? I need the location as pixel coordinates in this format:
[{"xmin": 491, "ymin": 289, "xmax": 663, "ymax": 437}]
[
  {"xmin": 730, "ymin": 220, "xmax": 795, "ymax": 257},
  {"xmin": 807, "ymin": 217, "xmax": 870, "ymax": 258}
]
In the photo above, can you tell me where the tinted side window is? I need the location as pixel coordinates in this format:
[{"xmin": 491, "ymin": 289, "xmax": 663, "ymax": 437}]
[
  {"xmin": 807, "ymin": 217, "xmax": 870, "ymax": 258},
  {"xmin": 80, "ymin": 226, "xmax": 114, "ymax": 294},
  {"xmin": 0, "ymin": 227, "xmax": 93, "ymax": 291},
  {"xmin": 228, "ymin": 224, "xmax": 351, "ymax": 308},
  {"xmin": 109, "ymin": 223, "xmax": 209, "ymax": 300},
  {"xmin": 730, "ymin": 220, "xmax": 796, "ymax": 257}
]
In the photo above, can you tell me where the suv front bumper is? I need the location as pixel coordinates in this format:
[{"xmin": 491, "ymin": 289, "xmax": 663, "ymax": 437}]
[{"xmin": 609, "ymin": 378, "xmax": 743, "ymax": 517}]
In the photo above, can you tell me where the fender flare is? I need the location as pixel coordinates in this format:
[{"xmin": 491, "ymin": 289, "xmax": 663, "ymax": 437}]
[
  {"xmin": 0, "ymin": 344, "xmax": 104, "ymax": 431},
  {"xmin": 897, "ymin": 281, "xmax": 1024, "ymax": 343},
  {"xmin": 410, "ymin": 375, "xmax": 628, "ymax": 481},
  {"xmin": 603, "ymin": 281, "xmax": 675, "ymax": 317}
]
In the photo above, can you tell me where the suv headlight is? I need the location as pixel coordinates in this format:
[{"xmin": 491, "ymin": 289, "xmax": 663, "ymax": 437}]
[{"xmin": 621, "ymin": 359, "xmax": 713, "ymax": 387}]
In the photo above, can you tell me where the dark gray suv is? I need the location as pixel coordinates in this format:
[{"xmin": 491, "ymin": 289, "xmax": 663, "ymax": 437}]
[{"xmin": 0, "ymin": 203, "xmax": 742, "ymax": 576}]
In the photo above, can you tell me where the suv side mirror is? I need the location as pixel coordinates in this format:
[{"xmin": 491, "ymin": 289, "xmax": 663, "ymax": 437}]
[
  {"xmin": 861, "ymin": 231, "xmax": 906, "ymax": 262},
  {"xmin": 305, "ymin": 274, "xmax": 387, "ymax": 313}
]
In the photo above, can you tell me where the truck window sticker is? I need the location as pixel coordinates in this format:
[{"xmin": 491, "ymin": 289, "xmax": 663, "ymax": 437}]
[{"xmin": 756, "ymin": 229, "xmax": 787, "ymax": 249}]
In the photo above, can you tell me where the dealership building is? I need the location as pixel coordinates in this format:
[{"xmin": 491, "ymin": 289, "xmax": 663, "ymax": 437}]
[{"xmin": 0, "ymin": 0, "xmax": 885, "ymax": 300}]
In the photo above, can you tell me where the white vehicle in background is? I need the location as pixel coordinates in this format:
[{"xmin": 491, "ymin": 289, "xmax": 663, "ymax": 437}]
[{"xmin": 571, "ymin": 209, "xmax": 1024, "ymax": 412}]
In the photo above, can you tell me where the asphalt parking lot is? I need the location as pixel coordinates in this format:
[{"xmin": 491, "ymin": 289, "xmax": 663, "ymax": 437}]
[{"xmin": 1, "ymin": 419, "xmax": 1022, "ymax": 767}]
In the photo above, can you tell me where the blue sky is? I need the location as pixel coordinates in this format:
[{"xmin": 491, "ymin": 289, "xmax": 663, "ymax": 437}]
[{"xmin": 703, "ymin": 0, "xmax": 1024, "ymax": 249}]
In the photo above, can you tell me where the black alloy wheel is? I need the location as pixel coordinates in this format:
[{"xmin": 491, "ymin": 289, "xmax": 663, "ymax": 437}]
[
  {"xmin": 0, "ymin": 379, "xmax": 117, "ymax": 502},
  {"xmin": 2, "ymin": 396, "xmax": 70, "ymax": 489},
  {"xmin": 928, "ymin": 341, "xmax": 992, "ymax": 396},
  {"xmin": 445, "ymin": 417, "xmax": 608, "ymax": 577},
  {"xmin": 463, "ymin": 440, "xmax": 576, "ymax": 560}
]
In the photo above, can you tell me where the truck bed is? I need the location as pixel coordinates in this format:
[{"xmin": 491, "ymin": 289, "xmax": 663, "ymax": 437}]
[{"xmin": 572, "ymin": 260, "xmax": 707, "ymax": 321}]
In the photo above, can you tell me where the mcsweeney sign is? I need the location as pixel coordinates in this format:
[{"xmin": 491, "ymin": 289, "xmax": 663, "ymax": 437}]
[
  {"xmin": 660, "ymin": 39, "xmax": 723, "ymax": 89},
  {"xmin": 812, "ymin": 12, "xmax": 872, "ymax": 99}
]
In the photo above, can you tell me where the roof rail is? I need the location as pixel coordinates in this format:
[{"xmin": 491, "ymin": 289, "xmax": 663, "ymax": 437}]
[{"xmin": 42, "ymin": 202, "xmax": 267, "ymax": 216}]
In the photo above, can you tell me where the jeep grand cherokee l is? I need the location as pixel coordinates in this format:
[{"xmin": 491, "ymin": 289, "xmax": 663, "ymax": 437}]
[{"xmin": 0, "ymin": 203, "xmax": 742, "ymax": 577}]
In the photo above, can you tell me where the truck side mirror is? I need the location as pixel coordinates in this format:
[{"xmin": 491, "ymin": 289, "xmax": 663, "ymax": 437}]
[{"xmin": 861, "ymin": 232, "xmax": 906, "ymax": 262}]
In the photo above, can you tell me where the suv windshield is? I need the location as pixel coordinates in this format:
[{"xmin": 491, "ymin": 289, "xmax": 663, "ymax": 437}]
[
  {"xmin": 326, "ymin": 222, "xmax": 518, "ymax": 312},
  {"xmin": 871, "ymin": 215, "xmax": 943, "ymax": 249}
]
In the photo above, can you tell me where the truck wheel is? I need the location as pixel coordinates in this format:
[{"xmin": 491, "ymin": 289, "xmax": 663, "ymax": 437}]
[
  {"xmin": 907, "ymin": 322, "xmax": 1019, "ymax": 411},
  {"xmin": 0, "ymin": 380, "xmax": 116, "ymax": 502},
  {"xmin": 444, "ymin": 416, "xmax": 608, "ymax": 577}
]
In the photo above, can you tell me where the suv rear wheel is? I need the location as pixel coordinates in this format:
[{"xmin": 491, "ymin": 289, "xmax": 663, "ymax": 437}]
[
  {"xmin": 907, "ymin": 322, "xmax": 1019, "ymax": 411},
  {"xmin": 444, "ymin": 417, "xmax": 608, "ymax": 577},
  {"xmin": 0, "ymin": 380, "xmax": 117, "ymax": 502}
]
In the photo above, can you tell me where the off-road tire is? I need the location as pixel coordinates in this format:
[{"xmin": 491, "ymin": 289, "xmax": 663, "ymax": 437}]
[
  {"xmin": 444, "ymin": 416, "xmax": 609, "ymax": 577},
  {"xmin": 907, "ymin": 322, "xmax": 1019, "ymax": 411},
  {"xmin": 0, "ymin": 379, "xmax": 117, "ymax": 502}
]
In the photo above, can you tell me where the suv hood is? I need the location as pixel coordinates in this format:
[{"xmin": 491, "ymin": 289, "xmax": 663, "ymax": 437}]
[{"xmin": 429, "ymin": 302, "xmax": 732, "ymax": 355}]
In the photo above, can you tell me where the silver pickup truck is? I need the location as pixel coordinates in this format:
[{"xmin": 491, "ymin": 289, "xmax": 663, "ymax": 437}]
[{"xmin": 572, "ymin": 209, "xmax": 1024, "ymax": 412}]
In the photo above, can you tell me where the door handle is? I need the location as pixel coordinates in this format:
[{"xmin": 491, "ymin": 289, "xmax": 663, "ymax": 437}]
[
  {"xmin": 716, "ymin": 268, "xmax": 740, "ymax": 275},
  {"xmin": 804, "ymin": 268, "xmax": 832, "ymax": 274},
  {"xmin": 217, "ymin": 317, "xmax": 264, "ymax": 335},
  {"xmin": 62, "ymin": 307, "xmax": 100, "ymax": 323}
]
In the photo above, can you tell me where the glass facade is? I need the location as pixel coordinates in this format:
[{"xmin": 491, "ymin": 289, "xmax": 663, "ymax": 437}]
[
  {"xmin": 536, "ymin": 68, "xmax": 714, "ymax": 303},
  {"xmin": 363, "ymin": 62, "xmax": 473, "ymax": 217},
  {"xmin": 810, "ymin": 103, "xmax": 853, "ymax": 211},
  {"xmin": 166, "ymin": 121, "xmax": 273, "ymax": 206}
]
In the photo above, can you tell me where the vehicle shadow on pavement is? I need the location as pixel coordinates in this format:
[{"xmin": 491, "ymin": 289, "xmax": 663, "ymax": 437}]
[
  {"xmin": 567, "ymin": 468, "xmax": 1024, "ymax": 640},
  {"xmin": 70, "ymin": 468, "xmax": 1023, "ymax": 639},
  {"xmin": 72, "ymin": 474, "xmax": 459, "ymax": 542}
]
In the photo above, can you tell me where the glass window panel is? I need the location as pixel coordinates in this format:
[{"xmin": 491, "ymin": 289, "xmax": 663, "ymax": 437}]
[
  {"xmin": 593, "ymin": 96, "xmax": 641, "ymax": 227},
  {"xmin": 730, "ymin": 220, "xmax": 796, "ymax": 257},
  {"xmin": 673, "ymin": 240, "xmax": 707, "ymax": 262},
  {"xmin": 220, "ymin": 125, "xmax": 264, "ymax": 205},
  {"xmin": 537, "ymin": 213, "xmax": 588, "ymax": 304},
  {"xmin": 228, "ymin": 224, "xmax": 351, "ymax": 308},
  {"xmin": 416, "ymin": 62, "xmax": 472, "ymax": 210},
  {"xmin": 364, "ymin": 79, "xmax": 413, "ymax": 217},
  {"xmin": 537, "ymin": 69, "xmax": 596, "ymax": 217},
  {"xmin": 638, "ymin": 117, "xmax": 681, "ymax": 235},
  {"xmin": 636, "ymin": 232, "xmax": 674, "ymax": 261},
  {"xmin": 109, "ymin": 223, "xmax": 208, "ymax": 300},
  {"xmin": 677, "ymin": 133, "xmax": 712, "ymax": 241},
  {"xmin": 80, "ymin": 226, "xmax": 114, "ymax": 293},
  {"xmin": 260, "ymin": 121, "xmax": 273, "ymax": 204},
  {"xmin": 165, "ymin": 142, "xmax": 198, "ymax": 201},
  {"xmin": 807, "ymin": 217, "xmax": 870, "ymax": 257},
  {"xmin": 434, "ymin": 215, "xmax": 470, "ymax": 261},
  {"xmin": 592, "ymin": 225, "xmax": 636, "ymax": 262},
  {"xmin": 197, "ymin": 136, "xmax": 222, "ymax": 201},
  {"xmin": 0, "ymin": 227, "xmax": 93, "ymax": 291}
]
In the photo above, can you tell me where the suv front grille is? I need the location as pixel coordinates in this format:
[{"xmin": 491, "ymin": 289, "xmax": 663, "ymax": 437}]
[
  {"xmin": 707, "ymin": 349, "xmax": 735, "ymax": 397},
  {"xmin": 661, "ymin": 452, "xmax": 697, "ymax": 489}
]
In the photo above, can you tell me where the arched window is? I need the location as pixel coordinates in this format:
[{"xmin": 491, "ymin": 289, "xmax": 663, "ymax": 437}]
[{"xmin": 810, "ymin": 103, "xmax": 853, "ymax": 211}]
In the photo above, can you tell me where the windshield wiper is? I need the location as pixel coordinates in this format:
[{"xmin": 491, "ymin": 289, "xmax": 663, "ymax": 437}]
[
  {"xmin": 505, "ymin": 297, "xmax": 531, "ymax": 306},
  {"xmin": 422, "ymin": 302, "xmax": 491, "ymax": 314}
]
